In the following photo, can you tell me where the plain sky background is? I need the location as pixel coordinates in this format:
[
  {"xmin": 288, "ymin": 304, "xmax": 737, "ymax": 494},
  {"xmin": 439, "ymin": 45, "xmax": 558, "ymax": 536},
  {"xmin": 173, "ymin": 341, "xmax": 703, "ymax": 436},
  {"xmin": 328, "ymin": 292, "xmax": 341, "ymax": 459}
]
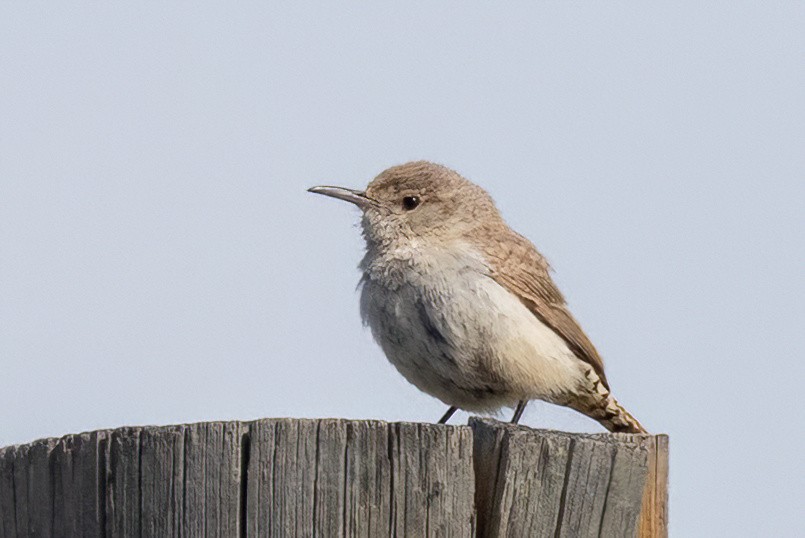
[{"xmin": 1, "ymin": 3, "xmax": 802, "ymax": 536}]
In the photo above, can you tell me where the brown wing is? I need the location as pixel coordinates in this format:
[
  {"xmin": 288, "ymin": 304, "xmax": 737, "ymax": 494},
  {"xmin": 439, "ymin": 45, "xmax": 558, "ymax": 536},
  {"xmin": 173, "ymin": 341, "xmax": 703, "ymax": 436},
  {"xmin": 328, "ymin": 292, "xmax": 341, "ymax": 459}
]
[{"xmin": 478, "ymin": 228, "xmax": 610, "ymax": 390}]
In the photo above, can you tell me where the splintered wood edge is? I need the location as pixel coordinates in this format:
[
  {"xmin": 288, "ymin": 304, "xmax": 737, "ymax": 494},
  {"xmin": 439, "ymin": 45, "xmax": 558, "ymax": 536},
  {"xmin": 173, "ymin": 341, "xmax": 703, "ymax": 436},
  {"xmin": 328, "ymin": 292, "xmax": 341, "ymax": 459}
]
[{"xmin": 638, "ymin": 434, "xmax": 670, "ymax": 538}]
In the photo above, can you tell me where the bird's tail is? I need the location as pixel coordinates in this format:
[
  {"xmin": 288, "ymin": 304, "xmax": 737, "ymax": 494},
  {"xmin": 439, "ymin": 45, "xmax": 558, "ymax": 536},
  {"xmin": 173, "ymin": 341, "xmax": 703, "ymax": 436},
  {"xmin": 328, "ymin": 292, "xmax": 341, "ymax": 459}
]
[
  {"xmin": 596, "ymin": 396, "xmax": 647, "ymax": 434},
  {"xmin": 569, "ymin": 369, "xmax": 648, "ymax": 434},
  {"xmin": 570, "ymin": 394, "xmax": 647, "ymax": 434}
]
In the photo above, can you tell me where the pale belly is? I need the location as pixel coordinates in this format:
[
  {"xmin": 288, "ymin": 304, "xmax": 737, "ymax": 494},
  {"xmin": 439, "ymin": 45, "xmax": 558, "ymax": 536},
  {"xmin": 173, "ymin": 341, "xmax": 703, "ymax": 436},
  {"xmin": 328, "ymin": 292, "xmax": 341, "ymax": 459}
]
[{"xmin": 359, "ymin": 263, "xmax": 585, "ymax": 411}]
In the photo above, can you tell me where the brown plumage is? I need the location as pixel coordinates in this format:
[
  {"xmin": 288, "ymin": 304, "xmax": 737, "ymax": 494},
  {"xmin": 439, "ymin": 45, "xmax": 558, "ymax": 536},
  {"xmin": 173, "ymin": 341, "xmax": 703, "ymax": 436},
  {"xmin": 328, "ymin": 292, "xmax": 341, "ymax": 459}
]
[
  {"xmin": 476, "ymin": 221, "xmax": 646, "ymax": 433},
  {"xmin": 310, "ymin": 161, "xmax": 647, "ymax": 434},
  {"xmin": 477, "ymin": 227, "xmax": 609, "ymax": 388}
]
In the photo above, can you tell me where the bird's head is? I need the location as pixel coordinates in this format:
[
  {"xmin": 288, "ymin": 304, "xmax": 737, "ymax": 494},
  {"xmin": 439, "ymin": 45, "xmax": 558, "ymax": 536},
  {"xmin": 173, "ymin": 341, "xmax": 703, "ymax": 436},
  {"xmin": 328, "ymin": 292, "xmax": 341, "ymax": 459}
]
[{"xmin": 309, "ymin": 161, "xmax": 501, "ymax": 249}]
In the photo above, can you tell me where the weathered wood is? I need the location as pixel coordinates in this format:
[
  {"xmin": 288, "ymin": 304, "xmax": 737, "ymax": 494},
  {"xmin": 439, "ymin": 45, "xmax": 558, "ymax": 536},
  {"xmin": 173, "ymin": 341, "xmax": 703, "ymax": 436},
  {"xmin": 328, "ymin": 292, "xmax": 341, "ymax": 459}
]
[
  {"xmin": 471, "ymin": 418, "xmax": 667, "ymax": 538},
  {"xmin": 27, "ymin": 438, "xmax": 57, "ymax": 538},
  {"xmin": 182, "ymin": 421, "xmax": 247, "ymax": 536},
  {"xmin": 105, "ymin": 422, "xmax": 248, "ymax": 538},
  {"xmin": 138, "ymin": 426, "xmax": 184, "ymax": 536},
  {"xmin": 390, "ymin": 422, "xmax": 476, "ymax": 536},
  {"xmin": 637, "ymin": 434, "xmax": 670, "ymax": 537},
  {"xmin": 0, "ymin": 444, "xmax": 17, "ymax": 536},
  {"xmin": 52, "ymin": 431, "xmax": 107, "ymax": 537},
  {"xmin": 106, "ymin": 427, "xmax": 142, "ymax": 537},
  {"xmin": 246, "ymin": 419, "xmax": 475, "ymax": 537},
  {"xmin": 0, "ymin": 418, "xmax": 666, "ymax": 537}
]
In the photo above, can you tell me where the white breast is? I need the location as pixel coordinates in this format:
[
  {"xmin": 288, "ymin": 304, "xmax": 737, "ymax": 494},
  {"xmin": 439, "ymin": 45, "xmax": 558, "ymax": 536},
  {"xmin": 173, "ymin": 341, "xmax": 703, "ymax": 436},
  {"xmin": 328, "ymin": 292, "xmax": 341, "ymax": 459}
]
[{"xmin": 359, "ymin": 243, "xmax": 586, "ymax": 410}]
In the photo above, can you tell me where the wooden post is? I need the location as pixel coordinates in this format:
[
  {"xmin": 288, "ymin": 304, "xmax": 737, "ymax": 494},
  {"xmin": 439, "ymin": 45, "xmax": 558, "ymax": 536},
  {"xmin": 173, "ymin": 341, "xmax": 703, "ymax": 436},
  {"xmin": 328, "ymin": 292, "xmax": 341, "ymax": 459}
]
[
  {"xmin": 0, "ymin": 418, "xmax": 667, "ymax": 537},
  {"xmin": 470, "ymin": 418, "xmax": 668, "ymax": 537}
]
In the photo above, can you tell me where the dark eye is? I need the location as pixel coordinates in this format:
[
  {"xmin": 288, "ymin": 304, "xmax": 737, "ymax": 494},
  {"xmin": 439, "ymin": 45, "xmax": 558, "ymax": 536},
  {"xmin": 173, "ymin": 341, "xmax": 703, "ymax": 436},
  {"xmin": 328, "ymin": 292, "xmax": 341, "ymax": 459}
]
[{"xmin": 402, "ymin": 195, "xmax": 421, "ymax": 210}]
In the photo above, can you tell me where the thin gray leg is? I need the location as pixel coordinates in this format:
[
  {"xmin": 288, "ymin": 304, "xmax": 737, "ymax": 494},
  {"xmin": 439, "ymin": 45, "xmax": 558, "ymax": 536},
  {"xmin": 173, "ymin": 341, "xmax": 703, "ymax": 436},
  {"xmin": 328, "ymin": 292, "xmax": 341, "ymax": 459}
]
[
  {"xmin": 511, "ymin": 400, "xmax": 528, "ymax": 424},
  {"xmin": 438, "ymin": 406, "xmax": 458, "ymax": 424}
]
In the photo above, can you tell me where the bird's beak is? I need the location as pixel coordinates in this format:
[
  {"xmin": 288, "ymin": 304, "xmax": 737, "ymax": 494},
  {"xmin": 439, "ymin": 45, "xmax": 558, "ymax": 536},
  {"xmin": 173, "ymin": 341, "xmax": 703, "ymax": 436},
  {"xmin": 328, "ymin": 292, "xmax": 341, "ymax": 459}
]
[{"xmin": 307, "ymin": 186, "xmax": 376, "ymax": 209}]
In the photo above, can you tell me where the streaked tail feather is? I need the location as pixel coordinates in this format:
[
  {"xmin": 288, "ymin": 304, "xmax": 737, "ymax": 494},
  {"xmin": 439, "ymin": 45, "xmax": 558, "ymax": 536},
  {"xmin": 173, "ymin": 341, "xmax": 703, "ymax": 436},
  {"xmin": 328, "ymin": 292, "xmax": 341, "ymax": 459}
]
[
  {"xmin": 571, "ymin": 368, "xmax": 648, "ymax": 434},
  {"xmin": 597, "ymin": 396, "xmax": 647, "ymax": 434}
]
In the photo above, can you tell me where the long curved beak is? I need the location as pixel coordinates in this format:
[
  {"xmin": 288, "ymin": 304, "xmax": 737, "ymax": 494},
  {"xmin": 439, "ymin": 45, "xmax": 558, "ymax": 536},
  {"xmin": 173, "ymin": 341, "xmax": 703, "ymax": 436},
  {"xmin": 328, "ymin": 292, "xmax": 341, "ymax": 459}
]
[{"xmin": 307, "ymin": 186, "xmax": 376, "ymax": 209}]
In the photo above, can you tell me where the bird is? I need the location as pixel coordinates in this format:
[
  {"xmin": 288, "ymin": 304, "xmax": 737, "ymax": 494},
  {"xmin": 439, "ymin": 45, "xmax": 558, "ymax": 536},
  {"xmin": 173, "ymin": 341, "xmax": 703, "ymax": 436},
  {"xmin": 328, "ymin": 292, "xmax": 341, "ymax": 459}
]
[{"xmin": 308, "ymin": 161, "xmax": 646, "ymax": 433}]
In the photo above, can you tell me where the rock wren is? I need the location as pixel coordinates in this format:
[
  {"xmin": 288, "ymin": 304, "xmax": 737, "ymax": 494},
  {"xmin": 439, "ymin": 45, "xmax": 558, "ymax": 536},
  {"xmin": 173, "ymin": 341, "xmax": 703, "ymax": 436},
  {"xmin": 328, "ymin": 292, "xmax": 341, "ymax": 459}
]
[{"xmin": 309, "ymin": 161, "xmax": 646, "ymax": 433}]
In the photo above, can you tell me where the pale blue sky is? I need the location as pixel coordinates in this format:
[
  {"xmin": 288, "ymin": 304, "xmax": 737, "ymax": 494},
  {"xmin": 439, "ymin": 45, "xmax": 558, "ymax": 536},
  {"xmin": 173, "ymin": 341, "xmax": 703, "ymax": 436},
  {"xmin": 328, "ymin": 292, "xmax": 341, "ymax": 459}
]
[{"xmin": 1, "ymin": 3, "xmax": 802, "ymax": 536}]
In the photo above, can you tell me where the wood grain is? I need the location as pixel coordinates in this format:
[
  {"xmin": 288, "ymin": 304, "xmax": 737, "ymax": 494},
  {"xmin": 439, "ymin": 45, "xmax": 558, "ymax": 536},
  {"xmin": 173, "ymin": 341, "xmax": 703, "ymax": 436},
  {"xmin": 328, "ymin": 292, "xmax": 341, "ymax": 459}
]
[
  {"xmin": 471, "ymin": 418, "xmax": 667, "ymax": 537},
  {"xmin": 0, "ymin": 418, "xmax": 666, "ymax": 537}
]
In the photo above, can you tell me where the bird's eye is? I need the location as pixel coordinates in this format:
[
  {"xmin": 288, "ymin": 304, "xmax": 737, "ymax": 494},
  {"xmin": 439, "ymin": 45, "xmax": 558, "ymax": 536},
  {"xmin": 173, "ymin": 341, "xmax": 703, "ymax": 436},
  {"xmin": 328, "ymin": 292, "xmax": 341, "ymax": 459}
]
[{"xmin": 402, "ymin": 195, "xmax": 421, "ymax": 210}]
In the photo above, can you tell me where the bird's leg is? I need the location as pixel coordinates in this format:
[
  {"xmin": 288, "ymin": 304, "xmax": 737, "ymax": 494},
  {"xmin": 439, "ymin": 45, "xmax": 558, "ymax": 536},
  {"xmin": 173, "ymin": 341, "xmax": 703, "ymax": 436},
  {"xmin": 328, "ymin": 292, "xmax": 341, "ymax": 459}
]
[
  {"xmin": 438, "ymin": 406, "xmax": 458, "ymax": 424},
  {"xmin": 510, "ymin": 400, "xmax": 528, "ymax": 424}
]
